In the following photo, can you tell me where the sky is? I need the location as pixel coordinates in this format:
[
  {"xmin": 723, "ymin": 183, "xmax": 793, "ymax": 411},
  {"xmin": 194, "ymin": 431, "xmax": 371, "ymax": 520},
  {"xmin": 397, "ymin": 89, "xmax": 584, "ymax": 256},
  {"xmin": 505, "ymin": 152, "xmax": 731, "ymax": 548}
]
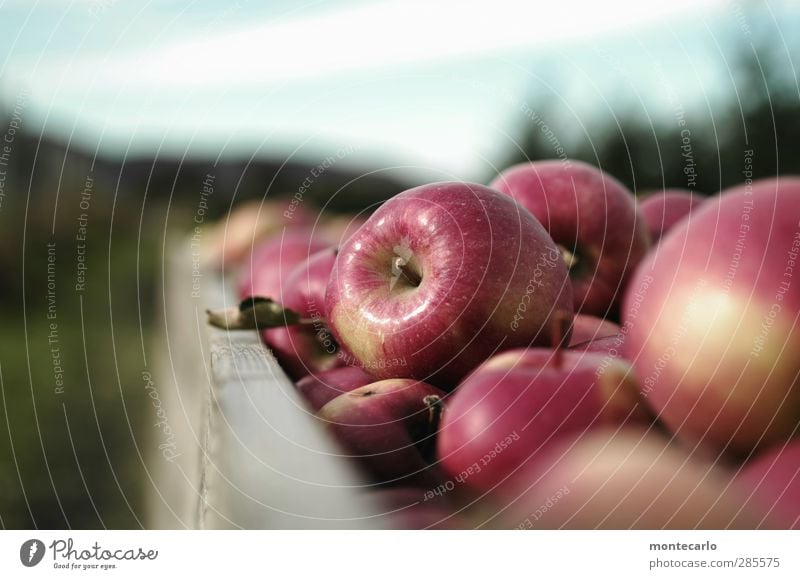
[{"xmin": 0, "ymin": 0, "xmax": 792, "ymax": 181}]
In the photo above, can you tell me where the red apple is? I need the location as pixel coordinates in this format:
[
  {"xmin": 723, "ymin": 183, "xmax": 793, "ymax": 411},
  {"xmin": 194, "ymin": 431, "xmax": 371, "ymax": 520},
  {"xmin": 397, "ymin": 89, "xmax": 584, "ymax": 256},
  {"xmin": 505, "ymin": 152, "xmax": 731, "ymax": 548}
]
[
  {"xmin": 317, "ymin": 379, "xmax": 447, "ymax": 486},
  {"xmin": 568, "ymin": 314, "xmax": 620, "ymax": 346},
  {"xmin": 490, "ymin": 160, "xmax": 649, "ymax": 316},
  {"xmin": 262, "ymin": 247, "xmax": 344, "ymax": 379},
  {"xmin": 489, "ymin": 428, "xmax": 763, "ymax": 529},
  {"xmin": 325, "ymin": 181, "xmax": 573, "ymax": 388},
  {"xmin": 437, "ymin": 348, "xmax": 647, "ymax": 492},
  {"xmin": 570, "ymin": 333, "xmax": 627, "ymax": 359},
  {"xmin": 736, "ymin": 440, "xmax": 800, "ymax": 529},
  {"xmin": 369, "ymin": 487, "xmax": 464, "ymax": 529},
  {"xmin": 237, "ymin": 227, "xmax": 329, "ymax": 301},
  {"xmin": 639, "ymin": 188, "xmax": 703, "ymax": 243},
  {"xmin": 295, "ymin": 365, "xmax": 375, "ymax": 411},
  {"xmin": 623, "ymin": 177, "xmax": 800, "ymax": 453},
  {"xmin": 204, "ymin": 197, "xmax": 313, "ymax": 270},
  {"xmin": 319, "ymin": 213, "xmax": 370, "ymax": 247}
]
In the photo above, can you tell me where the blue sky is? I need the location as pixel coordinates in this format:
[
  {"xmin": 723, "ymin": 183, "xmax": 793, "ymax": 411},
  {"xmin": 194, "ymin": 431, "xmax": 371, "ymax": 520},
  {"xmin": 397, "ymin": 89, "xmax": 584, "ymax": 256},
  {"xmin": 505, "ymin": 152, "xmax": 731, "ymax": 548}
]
[{"xmin": 0, "ymin": 0, "xmax": 793, "ymax": 181}]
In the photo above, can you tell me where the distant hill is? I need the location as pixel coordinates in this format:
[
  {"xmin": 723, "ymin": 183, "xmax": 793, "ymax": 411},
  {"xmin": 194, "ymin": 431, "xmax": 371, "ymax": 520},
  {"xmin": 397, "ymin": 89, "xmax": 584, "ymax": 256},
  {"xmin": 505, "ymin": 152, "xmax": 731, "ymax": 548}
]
[{"xmin": 0, "ymin": 128, "xmax": 412, "ymax": 221}]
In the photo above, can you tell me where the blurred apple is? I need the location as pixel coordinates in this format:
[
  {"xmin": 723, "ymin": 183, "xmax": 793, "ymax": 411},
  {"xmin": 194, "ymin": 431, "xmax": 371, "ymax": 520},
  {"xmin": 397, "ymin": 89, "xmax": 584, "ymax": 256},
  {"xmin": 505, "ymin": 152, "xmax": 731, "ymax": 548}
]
[
  {"xmin": 639, "ymin": 188, "xmax": 703, "ymax": 243},
  {"xmin": 319, "ymin": 213, "xmax": 370, "ymax": 247},
  {"xmin": 568, "ymin": 314, "xmax": 620, "ymax": 346},
  {"xmin": 623, "ymin": 177, "xmax": 800, "ymax": 453},
  {"xmin": 295, "ymin": 365, "xmax": 375, "ymax": 411},
  {"xmin": 204, "ymin": 198, "xmax": 313, "ymax": 270},
  {"xmin": 491, "ymin": 160, "xmax": 649, "ymax": 316},
  {"xmin": 492, "ymin": 429, "xmax": 764, "ymax": 529},
  {"xmin": 736, "ymin": 440, "xmax": 800, "ymax": 529},
  {"xmin": 570, "ymin": 333, "xmax": 627, "ymax": 358},
  {"xmin": 237, "ymin": 227, "xmax": 329, "ymax": 301},
  {"xmin": 370, "ymin": 487, "xmax": 464, "ymax": 529},
  {"xmin": 263, "ymin": 247, "xmax": 344, "ymax": 379}
]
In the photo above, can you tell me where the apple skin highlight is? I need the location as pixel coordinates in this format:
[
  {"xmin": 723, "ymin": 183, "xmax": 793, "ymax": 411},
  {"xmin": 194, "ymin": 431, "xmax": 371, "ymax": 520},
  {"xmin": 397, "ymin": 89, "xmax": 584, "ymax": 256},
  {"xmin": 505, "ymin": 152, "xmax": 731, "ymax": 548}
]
[{"xmin": 325, "ymin": 181, "xmax": 574, "ymax": 388}]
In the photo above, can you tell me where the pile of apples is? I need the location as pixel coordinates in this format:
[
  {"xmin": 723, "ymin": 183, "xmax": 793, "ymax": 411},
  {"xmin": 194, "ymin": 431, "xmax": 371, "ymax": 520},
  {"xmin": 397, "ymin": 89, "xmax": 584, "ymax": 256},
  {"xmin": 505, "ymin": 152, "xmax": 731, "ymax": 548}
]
[{"xmin": 207, "ymin": 160, "xmax": 800, "ymax": 529}]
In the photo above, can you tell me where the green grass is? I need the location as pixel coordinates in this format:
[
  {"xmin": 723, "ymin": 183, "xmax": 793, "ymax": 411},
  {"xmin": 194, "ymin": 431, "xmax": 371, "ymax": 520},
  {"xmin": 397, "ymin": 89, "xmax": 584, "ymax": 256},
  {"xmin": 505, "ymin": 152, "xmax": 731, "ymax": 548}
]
[{"xmin": 0, "ymin": 211, "xmax": 158, "ymax": 528}]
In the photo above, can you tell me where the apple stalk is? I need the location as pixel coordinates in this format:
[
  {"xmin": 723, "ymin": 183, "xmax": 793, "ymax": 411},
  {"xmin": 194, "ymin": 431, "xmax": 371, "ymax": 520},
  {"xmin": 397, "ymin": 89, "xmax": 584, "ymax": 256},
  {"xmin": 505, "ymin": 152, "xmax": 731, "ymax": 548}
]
[
  {"xmin": 206, "ymin": 296, "xmax": 323, "ymax": 331},
  {"xmin": 419, "ymin": 394, "xmax": 444, "ymax": 461}
]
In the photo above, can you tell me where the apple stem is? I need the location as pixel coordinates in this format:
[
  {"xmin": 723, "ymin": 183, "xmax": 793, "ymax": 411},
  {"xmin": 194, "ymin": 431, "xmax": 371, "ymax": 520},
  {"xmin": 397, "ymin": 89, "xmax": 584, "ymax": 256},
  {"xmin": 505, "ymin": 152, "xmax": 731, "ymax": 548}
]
[
  {"xmin": 392, "ymin": 256, "xmax": 422, "ymax": 288},
  {"xmin": 559, "ymin": 245, "xmax": 579, "ymax": 270},
  {"xmin": 206, "ymin": 296, "xmax": 321, "ymax": 330},
  {"xmin": 550, "ymin": 311, "xmax": 571, "ymax": 370},
  {"xmin": 424, "ymin": 395, "xmax": 444, "ymax": 430}
]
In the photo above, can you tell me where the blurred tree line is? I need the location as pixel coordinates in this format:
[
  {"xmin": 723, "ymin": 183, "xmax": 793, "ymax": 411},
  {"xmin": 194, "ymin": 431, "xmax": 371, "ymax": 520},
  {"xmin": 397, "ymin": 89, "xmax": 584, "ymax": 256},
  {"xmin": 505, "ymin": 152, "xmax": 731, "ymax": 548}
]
[{"xmin": 501, "ymin": 13, "xmax": 800, "ymax": 196}]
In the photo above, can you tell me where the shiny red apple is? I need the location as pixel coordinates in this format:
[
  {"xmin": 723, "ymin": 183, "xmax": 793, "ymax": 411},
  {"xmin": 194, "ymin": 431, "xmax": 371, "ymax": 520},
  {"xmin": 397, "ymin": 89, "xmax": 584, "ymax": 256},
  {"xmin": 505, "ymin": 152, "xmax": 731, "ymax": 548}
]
[{"xmin": 325, "ymin": 181, "xmax": 573, "ymax": 388}]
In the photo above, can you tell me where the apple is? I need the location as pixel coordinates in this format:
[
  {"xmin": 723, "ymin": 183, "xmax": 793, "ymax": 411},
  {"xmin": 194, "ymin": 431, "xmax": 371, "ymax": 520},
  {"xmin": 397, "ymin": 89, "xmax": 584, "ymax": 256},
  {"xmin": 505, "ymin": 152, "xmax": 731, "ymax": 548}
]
[
  {"xmin": 325, "ymin": 181, "xmax": 574, "ymax": 387},
  {"xmin": 568, "ymin": 314, "xmax": 620, "ymax": 346},
  {"xmin": 490, "ymin": 160, "xmax": 649, "ymax": 316},
  {"xmin": 317, "ymin": 379, "xmax": 447, "ymax": 486},
  {"xmin": 623, "ymin": 177, "xmax": 800, "ymax": 454},
  {"xmin": 204, "ymin": 197, "xmax": 313, "ymax": 270},
  {"xmin": 237, "ymin": 227, "xmax": 329, "ymax": 301},
  {"xmin": 570, "ymin": 333, "xmax": 626, "ymax": 358},
  {"xmin": 736, "ymin": 440, "xmax": 800, "ymax": 529},
  {"xmin": 489, "ymin": 428, "xmax": 763, "ymax": 529},
  {"xmin": 369, "ymin": 487, "xmax": 463, "ymax": 529},
  {"xmin": 209, "ymin": 202, "xmax": 365, "ymax": 273},
  {"xmin": 639, "ymin": 188, "xmax": 703, "ymax": 243},
  {"xmin": 236, "ymin": 230, "xmax": 331, "ymax": 378},
  {"xmin": 295, "ymin": 365, "xmax": 375, "ymax": 411},
  {"xmin": 436, "ymin": 348, "xmax": 647, "ymax": 492},
  {"xmin": 261, "ymin": 247, "xmax": 345, "ymax": 379}
]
